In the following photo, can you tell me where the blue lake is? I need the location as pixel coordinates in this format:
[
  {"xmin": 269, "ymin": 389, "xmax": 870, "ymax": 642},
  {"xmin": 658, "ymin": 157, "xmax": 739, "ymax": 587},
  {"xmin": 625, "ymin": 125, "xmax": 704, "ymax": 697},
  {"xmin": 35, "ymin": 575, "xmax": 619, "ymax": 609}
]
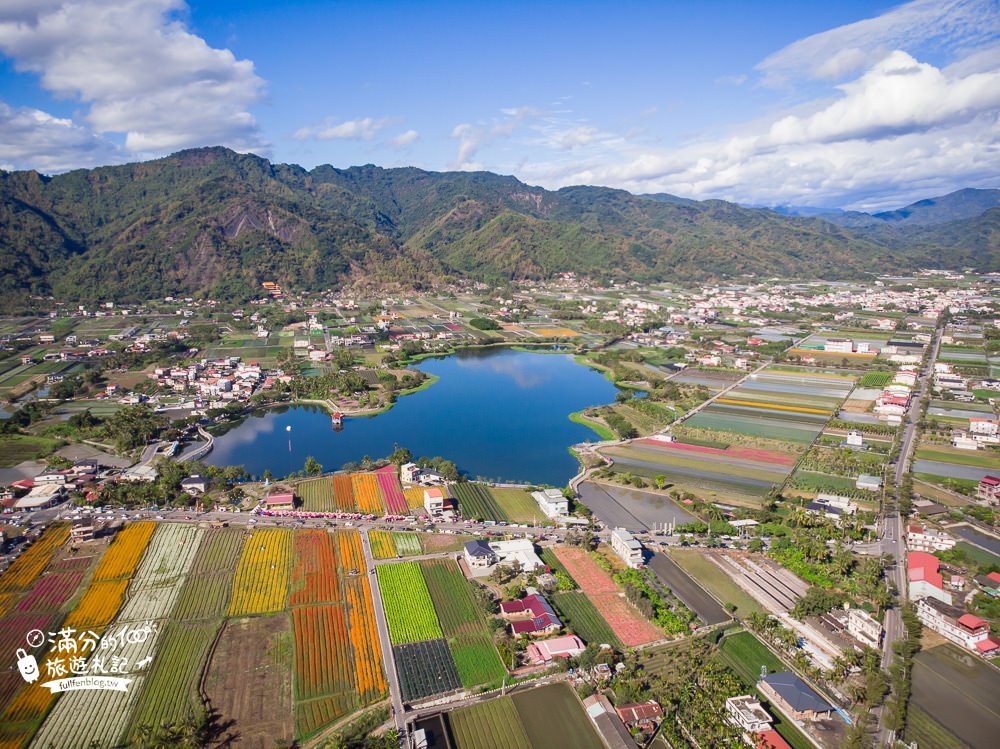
[{"xmin": 205, "ymin": 347, "xmax": 618, "ymax": 485}]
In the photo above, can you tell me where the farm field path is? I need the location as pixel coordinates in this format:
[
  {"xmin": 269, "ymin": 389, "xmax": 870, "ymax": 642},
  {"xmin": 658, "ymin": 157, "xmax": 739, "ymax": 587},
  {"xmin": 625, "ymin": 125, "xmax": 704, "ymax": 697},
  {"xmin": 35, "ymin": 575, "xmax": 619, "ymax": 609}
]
[{"xmin": 360, "ymin": 529, "xmax": 405, "ymax": 732}]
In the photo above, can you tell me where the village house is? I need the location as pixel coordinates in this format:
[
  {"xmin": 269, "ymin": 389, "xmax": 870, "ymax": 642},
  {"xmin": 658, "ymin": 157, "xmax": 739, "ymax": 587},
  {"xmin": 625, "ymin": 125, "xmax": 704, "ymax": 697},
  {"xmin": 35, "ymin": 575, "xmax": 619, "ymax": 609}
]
[
  {"xmin": 805, "ymin": 494, "xmax": 856, "ymax": 523},
  {"xmin": 855, "ymin": 474, "xmax": 882, "ymax": 492},
  {"xmin": 906, "ymin": 524, "xmax": 956, "ymax": 553},
  {"xmin": 845, "ymin": 608, "xmax": 883, "ymax": 649},
  {"xmin": 615, "ymin": 701, "xmax": 663, "ymax": 738},
  {"xmin": 915, "ymin": 598, "xmax": 1000, "ymax": 657},
  {"xmin": 758, "ymin": 672, "xmax": 834, "ymax": 722},
  {"xmin": 976, "ymin": 475, "xmax": 1000, "ymax": 504},
  {"xmin": 531, "ymin": 488, "xmax": 569, "ymax": 520},
  {"xmin": 463, "ymin": 540, "xmax": 497, "ymax": 569},
  {"xmin": 908, "ymin": 551, "xmax": 953, "ymax": 605},
  {"xmin": 610, "ymin": 527, "xmax": 644, "ymax": 568},
  {"xmin": 525, "ymin": 634, "xmax": 585, "ymax": 664},
  {"xmin": 264, "ymin": 492, "xmax": 295, "ymax": 510},
  {"xmin": 726, "ymin": 695, "xmax": 773, "ymax": 733},
  {"xmin": 974, "ymin": 571, "xmax": 1000, "ymax": 597},
  {"xmin": 499, "ymin": 591, "xmax": 561, "ymax": 637},
  {"xmin": 180, "ymin": 476, "xmax": 209, "ymax": 496}
]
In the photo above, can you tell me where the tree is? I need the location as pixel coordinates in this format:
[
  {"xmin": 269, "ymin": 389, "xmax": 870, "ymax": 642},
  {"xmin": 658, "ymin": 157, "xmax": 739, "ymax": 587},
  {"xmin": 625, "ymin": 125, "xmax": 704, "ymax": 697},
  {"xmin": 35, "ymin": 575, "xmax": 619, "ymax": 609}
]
[{"xmin": 304, "ymin": 456, "xmax": 323, "ymax": 475}]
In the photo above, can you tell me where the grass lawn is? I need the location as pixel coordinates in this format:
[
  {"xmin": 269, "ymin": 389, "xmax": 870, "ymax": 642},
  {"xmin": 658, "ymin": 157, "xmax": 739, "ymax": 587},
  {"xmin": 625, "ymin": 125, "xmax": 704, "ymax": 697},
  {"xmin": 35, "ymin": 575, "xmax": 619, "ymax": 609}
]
[
  {"xmin": 568, "ymin": 410, "xmax": 614, "ymax": 440},
  {"xmin": 717, "ymin": 631, "xmax": 785, "ymax": 683},
  {"xmin": 0, "ymin": 434, "xmax": 64, "ymax": 467},
  {"xmin": 916, "ymin": 446, "xmax": 1000, "ymax": 470},
  {"xmin": 914, "ymin": 473, "xmax": 978, "ymax": 495},
  {"xmin": 670, "ymin": 550, "xmax": 763, "ymax": 618},
  {"xmin": 488, "ymin": 488, "xmax": 549, "ymax": 524},
  {"xmin": 912, "ymin": 479, "xmax": 971, "ymax": 506},
  {"xmin": 955, "ymin": 541, "xmax": 1000, "ymax": 568}
]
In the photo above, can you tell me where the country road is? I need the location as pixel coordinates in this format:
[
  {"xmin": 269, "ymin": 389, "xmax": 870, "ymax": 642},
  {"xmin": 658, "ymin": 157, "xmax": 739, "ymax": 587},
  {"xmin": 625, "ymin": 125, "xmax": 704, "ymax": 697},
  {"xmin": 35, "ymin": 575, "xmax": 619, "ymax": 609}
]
[
  {"xmin": 876, "ymin": 323, "xmax": 941, "ymax": 747},
  {"xmin": 359, "ymin": 528, "xmax": 406, "ymax": 734}
]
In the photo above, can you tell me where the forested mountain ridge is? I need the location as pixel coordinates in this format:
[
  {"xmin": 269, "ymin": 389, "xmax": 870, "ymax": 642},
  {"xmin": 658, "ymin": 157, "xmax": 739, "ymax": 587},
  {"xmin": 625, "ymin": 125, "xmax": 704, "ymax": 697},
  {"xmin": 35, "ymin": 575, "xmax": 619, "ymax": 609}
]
[{"xmin": 0, "ymin": 146, "xmax": 995, "ymax": 308}]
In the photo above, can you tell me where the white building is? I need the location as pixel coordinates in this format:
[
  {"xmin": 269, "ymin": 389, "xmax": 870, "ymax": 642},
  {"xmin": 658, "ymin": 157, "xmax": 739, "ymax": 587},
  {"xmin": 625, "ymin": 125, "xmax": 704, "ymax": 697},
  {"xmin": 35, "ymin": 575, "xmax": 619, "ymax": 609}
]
[
  {"xmin": 845, "ymin": 431, "xmax": 864, "ymax": 447},
  {"xmin": 725, "ymin": 695, "xmax": 773, "ymax": 733},
  {"xmin": 400, "ymin": 462, "xmax": 420, "ymax": 483},
  {"xmin": 969, "ymin": 418, "xmax": 999, "ymax": 438},
  {"xmin": 824, "ymin": 338, "xmax": 854, "ymax": 353},
  {"xmin": 489, "ymin": 539, "xmax": 543, "ymax": 572},
  {"xmin": 846, "ymin": 608, "xmax": 882, "ymax": 649},
  {"xmin": 906, "ymin": 524, "xmax": 956, "ymax": 553},
  {"xmin": 915, "ymin": 597, "xmax": 999, "ymax": 657},
  {"xmin": 15, "ymin": 484, "xmax": 64, "ymax": 511},
  {"xmin": 610, "ymin": 528, "xmax": 644, "ymax": 568},
  {"xmin": 423, "ymin": 487, "xmax": 447, "ymax": 516},
  {"xmin": 531, "ymin": 488, "xmax": 569, "ymax": 519}
]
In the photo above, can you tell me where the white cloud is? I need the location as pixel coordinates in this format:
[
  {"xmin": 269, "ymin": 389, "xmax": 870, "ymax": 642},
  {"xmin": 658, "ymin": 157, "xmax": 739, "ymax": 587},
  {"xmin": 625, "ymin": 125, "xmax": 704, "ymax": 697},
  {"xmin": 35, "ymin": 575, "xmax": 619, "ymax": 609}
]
[
  {"xmin": 295, "ymin": 117, "xmax": 388, "ymax": 141},
  {"xmin": 0, "ymin": 0, "xmax": 265, "ymax": 160},
  {"xmin": 0, "ymin": 99, "xmax": 120, "ymax": 172},
  {"xmin": 391, "ymin": 129, "xmax": 420, "ymax": 147},
  {"xmin": 450, "ymin": 107, "xmax": 540, "ymax": 169},
  {"xmin": 554, "ymin": 125, "xmax": 601, "ymax": 149},
  {"xmin": 757, "ymin": 0, "xmax": 999, "ymax": 84},
  {"xmin": 520, "ymin": 50, "xmax": 1000, "ymax": 211}
]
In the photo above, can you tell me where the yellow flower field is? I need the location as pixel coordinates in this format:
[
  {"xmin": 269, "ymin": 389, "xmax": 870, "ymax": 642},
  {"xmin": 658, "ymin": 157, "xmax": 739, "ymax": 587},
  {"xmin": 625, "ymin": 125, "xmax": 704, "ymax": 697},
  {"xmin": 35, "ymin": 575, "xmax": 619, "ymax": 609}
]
[
  {"xmin": 93, "ymin": 521, "xmax": 156, "ymax": 580},
  {"xmin": 228, "ymin": 528, "xmax": 292, "ymax": 616}
]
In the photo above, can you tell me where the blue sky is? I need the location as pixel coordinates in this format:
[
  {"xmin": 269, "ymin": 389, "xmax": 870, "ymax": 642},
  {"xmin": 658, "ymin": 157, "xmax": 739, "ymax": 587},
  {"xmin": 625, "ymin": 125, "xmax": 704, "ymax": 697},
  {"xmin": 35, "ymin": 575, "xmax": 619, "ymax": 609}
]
[{"xmin": 0, "ymin": 0, "xmax": 998, "ymax": 210}]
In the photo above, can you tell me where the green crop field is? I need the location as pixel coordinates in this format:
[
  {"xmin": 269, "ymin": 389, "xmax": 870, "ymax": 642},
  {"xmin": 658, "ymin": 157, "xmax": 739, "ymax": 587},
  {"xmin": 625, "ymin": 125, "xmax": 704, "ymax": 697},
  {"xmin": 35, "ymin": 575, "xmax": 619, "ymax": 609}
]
[
  {"xmin": 391, "ymin": 533, "xmax": 422, "ymax": 556},
  {"xmin": 955, "ymin": 542, "xmax": 1000, "ymax": 568},
  {"xmin": 511, "ymin": 683, "xmax": 604, "ymax": 749},
  {"xmin": 670, "ymin": 550, "xmax": 763, "ymax": 619},
  {"xmin": 451, "ymin": 483, "xmax": 508, "ymax": 523},
  {"xmin": 0, "ymin": 434, "xmax": 63, "ymax": 467},
  {"xmin": 550, "ymin": 591, "xmax": 622, "ymax": 648},
  {"xmin": 420, "ymin": 560, "xmax": 506, "ymax": 687},
  {"xmin": 128, "ymin": 621, "xmax": 219, "ymax": 739},
  {"xmin": 790, "ymin": 470, "xmax": 859, "ymax": 493},
  {"xmin": 915, "ymin": 447, "xmax": 1000, "ymax": 470},
  {"xmin": 718, "ymin": 631, "xmax": 785, "ymax": 684},
  {"xmin": 377, "ymin": 562, "xmax": 443, "ymax": 644},
  {"xmin": 858, "ymin": 371, "xmax": 894, "ymax": 388},
  {"xmin": 298, "ymin": 478, "xmax": 337, "ymax": 512},
  {"xmin": 905, "ymin": 704, "xmax": 970, "ymax": 749},
  {"xmin": 488, "ymin": 487, "xmax": 548, "ymax": 524},
  {"xmin": 447, "ymin": 696, "xmax": 531, "ymax": 749}
]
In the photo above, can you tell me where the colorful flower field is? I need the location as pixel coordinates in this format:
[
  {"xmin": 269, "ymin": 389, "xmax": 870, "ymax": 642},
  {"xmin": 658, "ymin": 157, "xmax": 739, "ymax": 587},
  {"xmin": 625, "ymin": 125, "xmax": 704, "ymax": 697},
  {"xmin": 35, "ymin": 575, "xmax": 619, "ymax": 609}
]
[
  {"xmin": 351, "ymin": 473, "xmax": 385, "ymax": 514},
  {"xmin": 289, "ymin": 530, "xmax": 387, "ymax": 739},
  {"xmin": 332, "ymin": 474, "xmax": 356, "ymax": 510},
  {"xmin": 228, "ymin": 527, "xmax": 292, "ymax": 616},
  {"xmin": 0, "ymin": 521, "xmax": 154, "ymax": 749},
  {"xmin": 298, "ymin": 476, "xmax": 338, "ymax": 512},
  {"xmin": 0, "ymin": 524, "xmax": 69, "ymax": 597},
  {"xmin": 369, "ymin": 530, "xmax": 423, "ymax": 560},
  {"xmin": 374, "ymin": 465, "xmax": 408, "ymax": 514},
  {"xmin": 552, "ymin": 547, "xmax": 660, "ymax": 647},
  {"xmin": 290, "ymin": 530, "xmax": 340, "ymax": 605},
  {"xmin": 404, "ymin": 486, "xmax": 428, "ymax": 508},
  {"xmin": 0, "ymin": 523, "xmax": 391, "ymax": 749}
]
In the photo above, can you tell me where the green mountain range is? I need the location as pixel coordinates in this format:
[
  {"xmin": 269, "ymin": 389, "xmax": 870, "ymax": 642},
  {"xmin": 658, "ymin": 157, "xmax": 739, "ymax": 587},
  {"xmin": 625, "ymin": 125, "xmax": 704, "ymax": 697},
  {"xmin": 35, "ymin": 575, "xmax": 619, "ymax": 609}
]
[{"xmin": 0, "ymin": 147, "xmax": 996, "ymax": 308}]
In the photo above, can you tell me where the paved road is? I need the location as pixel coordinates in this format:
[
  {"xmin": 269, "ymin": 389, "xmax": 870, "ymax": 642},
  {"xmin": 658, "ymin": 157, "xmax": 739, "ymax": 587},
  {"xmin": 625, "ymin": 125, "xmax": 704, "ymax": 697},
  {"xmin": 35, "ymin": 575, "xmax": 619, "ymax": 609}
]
[
  {"xmin": 876, "ymin": 324, "xmax": 941, "ymax": 747},
  {"xmin": 359, "ymin": 528, "xmax": 406, "ymax": 735}
]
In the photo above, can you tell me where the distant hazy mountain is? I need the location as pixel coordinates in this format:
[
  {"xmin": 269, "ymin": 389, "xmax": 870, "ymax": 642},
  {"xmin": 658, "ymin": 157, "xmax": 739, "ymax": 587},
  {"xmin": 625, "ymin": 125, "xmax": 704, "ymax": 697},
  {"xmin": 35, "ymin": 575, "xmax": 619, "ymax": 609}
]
[
  {"xmin": 871, "ymin": 188, "xmax": 1000, "ymax": 226},
  {"xmin": 0, "ymin": 147, "xmax": 995, "ymax": 309}
]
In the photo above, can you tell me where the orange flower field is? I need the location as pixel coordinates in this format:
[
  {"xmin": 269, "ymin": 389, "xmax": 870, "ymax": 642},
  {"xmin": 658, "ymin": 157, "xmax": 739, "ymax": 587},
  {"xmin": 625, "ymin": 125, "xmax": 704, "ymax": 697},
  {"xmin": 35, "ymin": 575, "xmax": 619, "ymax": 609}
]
[
  {"xmin": 290, "ymin": 531, "xmax": 340, "ymax": 606},
  {"xmin": 351, "ymin": 473, "xmax": 384, "ymax": 514}
]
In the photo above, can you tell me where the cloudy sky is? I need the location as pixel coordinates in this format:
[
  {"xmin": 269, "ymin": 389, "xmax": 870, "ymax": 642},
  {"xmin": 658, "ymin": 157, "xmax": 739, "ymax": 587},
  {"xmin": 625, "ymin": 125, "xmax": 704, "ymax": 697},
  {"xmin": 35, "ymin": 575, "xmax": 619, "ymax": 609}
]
[{"xmin": 0, "ymin": 0, "xmax": 997, "ymax": 211}]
